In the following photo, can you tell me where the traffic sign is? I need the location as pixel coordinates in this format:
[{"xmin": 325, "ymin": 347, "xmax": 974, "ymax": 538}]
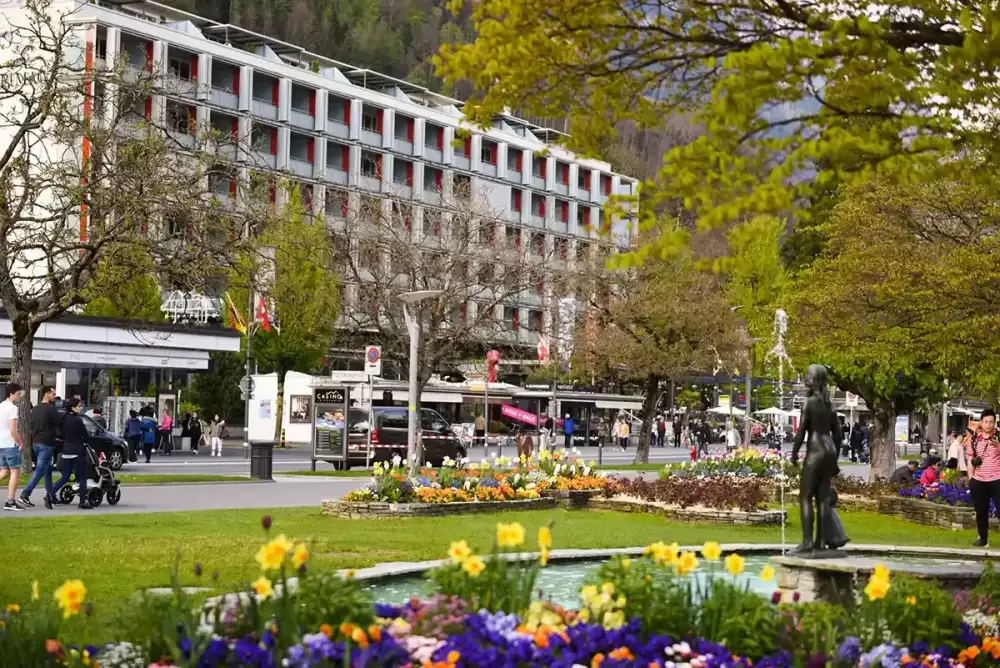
[
  {"xmin": 329, "ymin": 370, "xmax": 368, "ymax": 383},
  {"xmin": 365, "ymin": 345, "xmax": 382, "ymax": 377},
  {"xmin": 238, "ymin": 375, "xmax": 255, "ymax": 395}
]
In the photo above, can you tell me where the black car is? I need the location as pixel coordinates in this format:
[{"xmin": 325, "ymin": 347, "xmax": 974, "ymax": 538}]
[
  {"xmin": 346, "ymin": 406, "xmax": 466, "ymax": 467},
  {"xmin": 80, "ymin": 414, "xmax": 129, "ymax": 470}
]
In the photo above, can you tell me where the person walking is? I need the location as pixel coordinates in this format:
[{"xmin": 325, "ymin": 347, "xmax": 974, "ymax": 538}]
[
  {"xmin": 673, "ymin": 418, "xmax": 682, "ymax": 448},
  {"xmin": 53, "ymin": 398, "xmax": 92, "ymax": 509},
  {"xmin": 140, "ymin": 407, "xmax": 157, "ymax": 463},
  {"xmin": 698, "ymin": 420, "xmax": 711, "ymax": 458},
  {"xmin": 189, "ymin": 412, "xmax": 203, "ymax": 455},
  {"xmin": 20, "ymin": 385, "xmax": 61, "ymax": 509},
  {"xmin": 657, "ymin": 416, "xmax": 667, "ymax": 448},
  {"xmin": 474, "ymin": 413, "xmax": 487, "ymax": 449},
  {"xmin": 948, "ymin": 429, "xmax": 968, "ymax": 476},
  {"xmin": 614, "ymin": 415, "xmax": 630, "ymax": 451},
  {"xmin": 124, "ymin": 410, "xmax": 142, "ymax": 463},
  {"xmin": 158, "ymin": 409, "xmax": 174, "ymax": 456},
  {"xmin": 0, "ymin": 383, "xmax": 26, "ymax": 511},
  {"xmin": 563, "ymin": 414, "xmax": 575, "ymax": 448},
  {"xmin": 725, "ymin": 420, "xmax": 741, "ymax": 452},
  {"xmin": 208, "ymin": 415, "xmax": 225, "ymax": 457},
  {"xmin": 649, "ymin": 417, "xmax": 659, "ymax": 449},
  {"xmin": 849, "ymin": 422, "xmax": 864, "ymax": 463},
  {"xmin": 966, "ymin": 408, "xmax": 1000, "ymax": 547},
  {"xmin": 180, "ymin": 413, "xmax": 192, "ymax": 453}
]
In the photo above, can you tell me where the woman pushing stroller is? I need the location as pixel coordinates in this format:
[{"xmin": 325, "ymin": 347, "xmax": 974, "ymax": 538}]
[{"xmin": 54, "ymin": 398, "xmax": 92, "ymax": 510}]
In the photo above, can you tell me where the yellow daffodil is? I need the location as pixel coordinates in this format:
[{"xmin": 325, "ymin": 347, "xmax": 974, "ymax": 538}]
[
  {"xmin": 342, "ymin": 569, "xmax": 357, "ymax": 579},
  {"xmin": 253, "ymin": 576, "xmax": 274, "ymax": 600},
  {"xmin": 906, "ymin": 596, "xmax": 917, "ymax": 606},
  {"xmin": 255, "ymin": 534, "xmax": 294, "ymax": 571},
  {"xmin": 5, "ymin": 604, "xmax": 20, "ymax": 613},
  {"xmin": 496, "ymin": 522, "xmax": 526, "ymax": 548},
  {"xmin": 724, "ymin": 553, "xmax": 745, "ymax": 576},
  {"xmin": 462, "ymin": 555, "xmax": 486, "ymax": 577},
  {"xmin": 760, "ymin": 565, "xmax": 776, "ymax": 582},
  {"xmin": 674, "ymin": 551, "xmax": 699, "ymax": 576},
  {"xmin": 602, "ymin": 609, "xmax": 626, "ymax": 630},
  {"xmin": 291, "ymin": 543, "xmax": 309, "ymax": 569},
  {"xmin": 53, "ymin": 580, "xmax": 86, "ymax": 619},
  {"xmin": 873, "ymin": 563, "xmax": 890, "ymax": 581},
  {"xmin": 601, "ymin": 581, "xmax": 616, "ymax": 596},
  {"xmin": 31, "ymin": 581, "xmax": 39, "ymax": 601},
  {"xmin": 621, "ymin": 558, "xmax": 631, "ymax": 569},
  {"xmin": 644, "ymin": 541, "xmax": 679, "ymax": 565},
  {"xmin": 540, "ymin": 546, "xmax": 550, "ymax": 567},
  {"xmin": 537, "ymin": 526, "xmax": 552, "ymax": 549},
  {"xmin": 447, "ymin": 540, "xmax": 472, "ymax": 564},
  {"xmin": 864, "ymin": 576, "xmax": 890, "ymax": 601},
  {"xmin": 581, "ymin": 584, "xmax": 599, "ymax": 604},
  {"xmin": 701, "ymin": 541, "xmax": 722, "ymax": 561}
]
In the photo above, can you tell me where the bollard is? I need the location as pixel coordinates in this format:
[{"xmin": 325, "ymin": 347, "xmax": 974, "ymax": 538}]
[{"xmin": 280, "ymin": 428, "xmax": 286, "ymax": 449}]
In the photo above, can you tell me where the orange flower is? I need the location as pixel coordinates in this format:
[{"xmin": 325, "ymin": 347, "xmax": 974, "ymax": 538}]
[
  {"xmin": 45, "ymin": 639, "xmax": 62, "ymax": 655},
  {"xmin": 339, "ymin": 622, "xmax": 357, "ymax": 637},
  {"xmin": 609, "ymin": 647, "xmax": 635, "ymax": 661},
  {"xmin": 592, "ymin": 654, "xmax": 605, "ymax": 668},
  {"xmin": 368, "ymin": 625, "xmax": 382, "ymax": 642},
  {"xmin": 447, "ymin": 650, "xmax": 461, "ymax": 664},
  {"xmin": 319, "ymin": 624, "xmax": 333, "ymax": 638},
  {"xmin": 350, "ymin": 626, "xmax": 369, "ymax": 649},
  {"xmin": 959, "ymin": 647, "xmax": 981, "ymax": 663},
  {"xmin": 533, "ymin": 628, "xmax": 551, "ymax": 648}
]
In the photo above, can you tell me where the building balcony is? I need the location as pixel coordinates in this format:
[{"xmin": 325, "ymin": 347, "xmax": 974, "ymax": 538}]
[
  {"xmin": 481, "ymin": 162, "xmax": 497, "ymax": 177},
  {"xmin": 209, "ymin": 87, "xmax": 239, "ymax": 109},
  {"xmin": 251, "ymin": 98, "xmax": 278, "ymax": 121},
  {"xmin": 549, "ymin": 219, "xmax": 569, "ymax": 234},
  {"xmin": 389, "ymin": 183, "xmax": 412, "ymax": 199},
  {"xmin": 529, "ymin": 213, "xmax": 545, "ymax": 227},
  {"xmin": 167, "ymin": 131, "xmax": 197, "ymax": 149},
  {"xmin": 253, "ymin": 152, "xmax": 277, "ymax": 169},
  {"xmin": 454, "ymin": 154, "xmax": 470, "ymax": 171},
  {"xmin": 507, "ymin": 169, "xmax": 521, "ymax": 182},
  {"xmin": 575, "ymin": 187, "xmax": 590, "ymax": 200},
  {"xmin": 599, "ymin": 192, "xmax": 609, "ymax": 204},
  {"xmin": 163, "ymin": 75, "xmax": 198, "ymax": 99},
  {"xmin": 359, "ymin": 174, "xmax": 382, "ymax": 192},
  {"xmin": 288, "ymin": 157, "xmax": 313, "ymax": 177},
  {"xmin": 555, "ymin": 182, "xmax": 569, "ymax": 195},
  {"xmin": 424, "ymin": 147, "xmax": 443, "ymax": 163},
  {"xmin": 327, "ymin": 120, "xmax": 349, "ymax": 139},
  {"xmin": 393, "ymin": 138, "xmax": 414, "ymax": 155},
  {"xmin": 509, "ymin": 209, "xmax": 522, "ymax": 224},
  {"xmin": 531, "ymin": 175, "xmax": 545, "ymax": 189},
  {"xmin": 361, "ymin": 129, "xmax": 382, "ymax": 146},
  {"xmin": 214, "ymin": 143, "xmax": 238, "ymax": 162},
  {"xmin": 422, "ymin": 189, "xmax": 442, "ymax": 205},
  {"xmin": 289, "ymin": 108, "xmax": 314, "ymax": 130},
  {"xmin": 325, "ymin": 166, "xmax": 348, "ymax": 185}
]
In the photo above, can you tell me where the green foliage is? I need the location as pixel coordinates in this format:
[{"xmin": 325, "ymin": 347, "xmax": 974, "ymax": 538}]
[
  {"xmin": 430, "ymin": 543, "xmax": 543, "ymax": 615},
  {"xmin": 186, "ymin": 351, "xmax": 243, "ymax": 421},
  {"xmin": 82, "ymin": 249, "xmax": 165, "ymax": 322},
  {"xmin": 973, "ymin": 561, "xmax": 1000, "ymax": 607},
  {"xmin": 775, "ymin": 601, "xmax": 850, "ymax": 659},
  {"xmin": 676, "ymin": 388, "xmax": 706, "ymax": 412},
  {"xmin": 295, "ymin": 572, "xmax": 375, "ymax": 631},
  {"xmin": 851, "ymin": 576, "xmax": 961, "ymax": 652},
  {"xmin": 0, "ymin": 598, "xmax": 63, "ymax": 668}
]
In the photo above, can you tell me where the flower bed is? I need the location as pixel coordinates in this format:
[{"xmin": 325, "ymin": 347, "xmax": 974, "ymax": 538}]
[
  {"xmin": 603, "ymin": 475, "xmax": 770, "ymax": 513},
  {"xmin": 663, "ymin": 447, "xmax": 799, "ymax": 485},
  {"xmin": 877, "ymin": 496, "xmax": 984, "ymax": 530},
  {"xmin": 321, "ymin": 497, "xmax": 557, "ymax": 519},
  {"xmin": 588, "ymin": 497, "xmax": 786, "ymax": 525},
  {"xmin": 8, "ymin": 515, "xmax": 1000, "ymax": 668}
]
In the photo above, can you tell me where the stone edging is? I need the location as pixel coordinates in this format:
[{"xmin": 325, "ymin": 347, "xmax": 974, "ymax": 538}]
[
  {"xmin": 321, "ymin": 497, "xmax": 556, "ymax": 519},
  {"xmin": 589, "ymin": 497, "xmax": 785, "ymax": 525},
  {"xmin": 875, "ymin": 495, "xmax": 996, "ymax": 530}
]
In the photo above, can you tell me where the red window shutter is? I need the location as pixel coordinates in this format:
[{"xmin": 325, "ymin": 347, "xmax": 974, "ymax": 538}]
[
  {"xmin": 228, "ymin": 176, "xmax": 237, "ymax": 197},
  {"xmin": 406, "ymin": 118, "xmax": 414, "ymax": 142},
  {"xmin": 271, "ymin": 80, "xmax": 279, "ymax": 106},
  {"xmin": 375, "ymin": 109, "xmax": 383, "ymax": 134},
  {"xmin": 535, "ymin": 235, "xmax": 543, "ymax": 255},
  {"xmin": 340, "ymin": 196, "xmax": 348, "ymax": 217},
  {"xmin": 306, "ymin": 138, "xmax": 314, "ymax": 163},
  {"xmin": 188, "ymin": 106, "xmax": 197, "ymax": 135},
  {"xmin": 561, "ymin": 239, "xmax": 568, "ymax": 259},
  {"xmin": 230, "ymin": 118, "xmax": 239, "ymax": 138},
  {"xmin": 143, "ymin": 97, "xmax": 152, "ymax": 119},
  {"xmin": 538, "ymin": 198, "xmax": 546, "ymax": 216},
  {"xmin": 515, "ymin": 152, "xmax": 523, "ymax": 172},
  {"xmin": 405, "ymin": 163, "xmax": 413, "ymax": 186},
  {"xmin": 536, "ymin": 276, "xmax": 544, "ymax": 293},
  {"xmin": 540, "ymin": 159, "xmax": 547, "ymax": 178},
  {"xmin": 343, "ymin": 99, "xmax": 350, "ymax": 124},
  {"xmin": 436, "ymin": 127, "xmax": 443, "ymax": 150},
  {"xmin": 513, "ymin": 190, "xmax": 521, "ymax": 211},
  {"xmin": 603, "ymin": 175, "xmax": 612, "ymax": 195},
  {"xmin": 512, "ymin": 310, "xmax": 520, "ymax": 331},
  {"xmin": 463, "ymin": 137, "xmax": 471, "ymax": 157},
  {"xmin": 404, "ymin": 215, "xmax": 411, "ymax": 231},
  {"xmin": 269, "ymin": 127, "xmax": 278, "ymax": 155},
  {"xmin": 375, "ymin": 155, "xmax": 382, "ymax": 178},
  {"xmin": 433, "ymin": 217, "xmax": 440, "ymax": 236},
  {"xmin": 144, "ymin": 42, "xmax": 153, "ymax": 71},
  {"xmin": 434, "ymin": 170, "xmax": 442, "ymax": 190},
  {"xmin": 460, "ymin": 303, "xmax": 467, "ymax": 323},
  {"xmin": 303, "ymin": 186, "xmax": 312, "ymax": 210},
  {"xmin": 308, "ymin": 90, "xmax": 316, "ymax": 116},
  {"xmin": 190, "ymin": 56, "xmax": 198, "ymax": 81},
  {"xmin": 560, "ymin": 201, "xmax": 568, "ymax": 222},
  {"xmin": 268, "ymin": 183, "xmax": 276, "ymax": 203},
  {"xmin": 584, "ymin": 171, "xmax": 591, "ymax": 190},
  {"xmin": 232, "ymin": 68, "xmax": 240, "ymax": 94},
  {"xmin": 341, "ymin": 146, "xmax": 349, "ymax": 171},
  {"xmin": 560, "ymin": 164, "xmax": 568, "ymax": 184},
  {"xmin": 514, "ymin": 233, "xmax": 521, "ymax": 249}
]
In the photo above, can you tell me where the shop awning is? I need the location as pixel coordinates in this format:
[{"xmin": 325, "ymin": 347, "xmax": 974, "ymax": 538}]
[
  {"xmin": 391, "ymin": 391, "xmax": 464, "ymax": 404},
  {"xmin": 594, "ymin": 399, "xmax": 644, "ymax": 411}
]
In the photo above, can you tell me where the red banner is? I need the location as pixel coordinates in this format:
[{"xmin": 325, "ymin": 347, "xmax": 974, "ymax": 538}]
[{"xmin": 501, "ymin": 404, "xmax": 538, "ymax": 426}]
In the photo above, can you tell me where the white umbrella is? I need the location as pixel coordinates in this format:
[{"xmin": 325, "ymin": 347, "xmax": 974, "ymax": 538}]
[
  {"xmin": 707, "ymin": 405, "xmax": 746, "ymax": 417},
  {"xmin": 753, "ymin": 407, "xmax": 789, "ymax": 416}
]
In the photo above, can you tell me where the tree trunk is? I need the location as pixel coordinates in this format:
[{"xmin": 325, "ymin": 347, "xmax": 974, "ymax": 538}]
[
  {"xmin": 273, "ymin": 368, "xmax": 285, "ymax": 445},
  {"xmin": 633, "ymin": 374, "xmax": 660, "ymax": 464},
  {"xmin": 11, "ymin": 326, "xmax": 34, "ymax": 475},
  {"xmin": 926, "ymin": 405, "xmax": 942, "ymax": 447},
  {"xmin": 870, "ymin": 403, "xmax": 896, "ymax": 480}
]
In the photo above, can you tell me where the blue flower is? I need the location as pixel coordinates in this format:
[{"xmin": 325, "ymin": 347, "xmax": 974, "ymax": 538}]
[
  {"xmin": 837, "ymin": 636, "xmax": 862, "ymax": 663},
  {"xmin": 374, "ymin": 602, "xmax": 404, "ymax": 618}
]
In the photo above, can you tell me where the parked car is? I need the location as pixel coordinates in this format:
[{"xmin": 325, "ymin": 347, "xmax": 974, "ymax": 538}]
[
  {"xmin": 345, "ymin": 407, "xmax": 467, "ymax": 468},
  {"xmin": 80, "ymin": 414, "xmax": 129, "ymax": 470}
]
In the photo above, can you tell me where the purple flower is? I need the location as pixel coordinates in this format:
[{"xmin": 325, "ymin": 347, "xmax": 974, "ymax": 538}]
[
  {"xmin": 805, "ymin": 652, "xmax": 826, "ymax": 668},
  {"xmin": 837, "ymin": 637, "xmax": 862, "ymax": 663},
  {"xmin": 375, "ymin": 603, "xmax": 404, "ymax": 619},
  {"xmin": 261, "ymin": 514, "xmax": 272, "ymax": 530}
]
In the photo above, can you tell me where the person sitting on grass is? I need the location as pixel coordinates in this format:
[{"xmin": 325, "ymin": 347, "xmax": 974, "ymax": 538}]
[{"xmin": 919, "ymin": 456, "xmax": 944, "ymax": 486}]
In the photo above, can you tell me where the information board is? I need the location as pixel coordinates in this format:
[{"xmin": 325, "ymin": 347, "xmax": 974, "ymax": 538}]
[{"xmin": 313, "ymin": 386, "xmax": 350, "ymax": 461}]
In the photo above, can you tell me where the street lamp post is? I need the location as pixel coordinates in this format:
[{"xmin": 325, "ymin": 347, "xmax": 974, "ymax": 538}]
[{"xmin": 400, "ymin": 290, "xmax": 443, "ymax": 476}]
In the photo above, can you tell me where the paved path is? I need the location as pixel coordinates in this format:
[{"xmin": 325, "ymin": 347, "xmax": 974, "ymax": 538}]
[{"xmin": 0, "ymin": 477, "xmax": 366, "ymax": 518}]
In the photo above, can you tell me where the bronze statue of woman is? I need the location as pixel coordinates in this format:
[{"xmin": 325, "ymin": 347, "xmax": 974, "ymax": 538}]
[{"xmin": 791, "ymin": 364, "xmax": 849, "ymax": 554}]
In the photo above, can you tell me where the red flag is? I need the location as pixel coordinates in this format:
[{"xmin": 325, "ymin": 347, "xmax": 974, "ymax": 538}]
[{"xmin": 256, "ymin": 297, "xmax": 272, "ymax": 333}]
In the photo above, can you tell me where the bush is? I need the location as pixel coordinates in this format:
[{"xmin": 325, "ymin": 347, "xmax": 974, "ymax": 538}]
[
  {"xmin": 295, "ymin": 572, "xmax": 375, "ymax": 632},
  {"xmin": 603, "ymin": 476, "xmax": 768, "ymax": 512}
]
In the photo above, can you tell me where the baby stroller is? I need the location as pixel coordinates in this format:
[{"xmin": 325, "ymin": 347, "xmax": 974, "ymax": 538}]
[{"xmin": 57, "ymin": 445, "xmax": 122, "ymax": 507}]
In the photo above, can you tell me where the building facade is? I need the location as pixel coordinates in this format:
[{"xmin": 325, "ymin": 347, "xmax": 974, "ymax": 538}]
[{"xmin": 23, "ymin": 0, "xmax": 638, "ymax": 363}]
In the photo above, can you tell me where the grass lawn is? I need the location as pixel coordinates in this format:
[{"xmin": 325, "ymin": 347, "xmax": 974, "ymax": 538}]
[
  {"xmin": 117, "ymin": 474, "xmax": 252, "ymax": 484},
  {"xmin": 0, "ymin": 507, "xmax": 978, "ymax": 642},
  {"xmin": 281, "ymin": 469, "xmax": 374, "ymax": 477}
]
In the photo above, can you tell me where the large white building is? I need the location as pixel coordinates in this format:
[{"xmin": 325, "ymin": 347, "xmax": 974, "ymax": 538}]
[{"xmin": 15, "ymin": 0, "xmax": 638, "ymax": 366}]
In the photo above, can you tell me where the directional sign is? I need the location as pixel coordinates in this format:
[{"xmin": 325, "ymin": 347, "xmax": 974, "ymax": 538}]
[
  {"xmin": 238, "ymin": 375, "xmax": 255, "ymax": 398},
  {"xmin": 365, "ymin": 345, "xmax": 382, "ymax": 377}
]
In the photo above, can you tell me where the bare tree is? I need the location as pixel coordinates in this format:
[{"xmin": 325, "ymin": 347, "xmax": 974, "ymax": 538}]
[
  {"xmin": 332, "ymin": 180, "xmax": 558, "ymax": 459},
  {"xmin": 0, "ymin": 0, "xmax": 269, "ymax": 460}
]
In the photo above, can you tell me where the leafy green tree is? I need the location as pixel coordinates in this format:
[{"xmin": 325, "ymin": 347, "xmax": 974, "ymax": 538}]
[
  {"xmin": 252, "ymin": 188, "xmax": 340, "ymax": 440},
  {"xmin": 82, "ymin": 249, "xmax": 165, "ymax": 322},
  {"xmin": 187, "ymin": 351, "xmax": 244, "ymax": 423},
  {"xmin": 436, "ymin": 0, "xmax": 1000, "ymax": 254}
]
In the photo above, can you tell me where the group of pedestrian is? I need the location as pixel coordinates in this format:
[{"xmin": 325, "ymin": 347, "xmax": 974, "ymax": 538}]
[{"xmin": 648, "ymin": 416, "xmax": 670, "ymax": 447}]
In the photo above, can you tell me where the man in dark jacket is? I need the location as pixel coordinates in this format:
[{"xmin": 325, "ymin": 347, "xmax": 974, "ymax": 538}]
[
  {"xmin": 849, "ymin": 423, "xmax": 864, "ymax": 463},
  {"xmin": 889, "ymin": 460, "xmax": 919, "ymax": 486},
  {"xmin": 19, "ymin": 385, "xmax": 61, "ymax": 509}
]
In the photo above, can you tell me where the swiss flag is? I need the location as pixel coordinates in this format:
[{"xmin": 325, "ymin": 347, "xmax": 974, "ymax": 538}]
[
  {"xmin": 537, "ymin": 335, "xmax": 550, "ymax": 364},
  {"xmin": 255, "ymin": 297, "xmax": 272, "ymax": 333}
]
